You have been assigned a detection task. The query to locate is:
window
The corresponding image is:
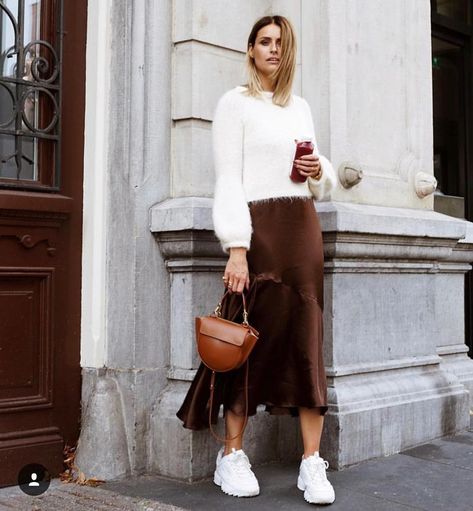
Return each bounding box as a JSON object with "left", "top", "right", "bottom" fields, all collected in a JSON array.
[
  {"left": 431, "top": 0, "right": 472, "bottom": 220},
  {"left": 432, "top": 38, "right": 466, "bottom": 201},
  {"left": 0, "top": 0, "right": 62, "bottom": 191},
  {"left": 435, "top": 0, "right": 471, "bottom": 24},
  {"left": 431, "top": 0, "right": 473, "bottom": 357}
]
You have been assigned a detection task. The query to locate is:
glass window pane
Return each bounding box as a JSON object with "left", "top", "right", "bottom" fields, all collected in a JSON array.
[
  {"left": 0, "top": 82, "right": 15, "bottom": 128},
  {"left": 20, "top": 136, "right": 38, "bottom": 180},
  {"left": 1, "top": 1, "right": 18, "bottom": 78},
  {"left": 436, "top": 0, "right": 472, "bottom": 24},
  {"left": 0, "top": 133, "right": 18, "bottom": 178},
  {"left": 432, "top": 37, "right": 466, "bottom": 197},
  {"left": 0, "top": 0, "right": 60, "bottom": 188}
]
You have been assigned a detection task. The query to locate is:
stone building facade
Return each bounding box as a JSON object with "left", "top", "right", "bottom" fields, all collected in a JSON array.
[{"left": 75, "top": 0, "right": 473, "bottom": 481}]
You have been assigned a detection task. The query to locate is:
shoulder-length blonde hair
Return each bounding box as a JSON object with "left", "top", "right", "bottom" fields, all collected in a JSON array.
[{"left": 241, "top": 15, "right": 297, "bottom": 108}]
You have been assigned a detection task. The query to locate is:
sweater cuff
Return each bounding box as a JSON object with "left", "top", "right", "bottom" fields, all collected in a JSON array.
[
  {"left": 307, "top": 154, "right": 337, "bottom": 201},
  {"left": 221, "top": 240, "right": 251, "bottom": 255}
]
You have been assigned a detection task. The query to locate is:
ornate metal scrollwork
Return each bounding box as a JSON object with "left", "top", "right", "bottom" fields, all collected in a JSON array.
[{"left": 0, "top": 0, "right": 63, "bottom": 187}]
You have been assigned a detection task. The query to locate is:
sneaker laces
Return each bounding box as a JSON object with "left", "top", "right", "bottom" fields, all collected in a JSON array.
[
  {"left": 305, "top": 456, "right": 330, "bottom": 484},
  {"left": 229, "top": 450, "right": 253, "bottom": 477}
]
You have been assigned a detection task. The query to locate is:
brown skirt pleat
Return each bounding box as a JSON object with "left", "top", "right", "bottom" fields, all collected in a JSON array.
[{"left": 176, "top": 196, "right": 328, "bottom": 430}]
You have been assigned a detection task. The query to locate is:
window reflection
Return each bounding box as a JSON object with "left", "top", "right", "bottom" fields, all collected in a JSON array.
[
  {"left": 0, "top": 0, "right": 43, "bottom": 181},
  {"left": 436, "top": 0, "right": 472, "bottom": 24},
  {"left": 432, "top": 37, "right": 466, "bottom": 203}
]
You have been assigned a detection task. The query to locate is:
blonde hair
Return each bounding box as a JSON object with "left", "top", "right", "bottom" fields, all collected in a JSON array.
[{"left": 241, "top": 15, "right": 297, "bottom": 108}]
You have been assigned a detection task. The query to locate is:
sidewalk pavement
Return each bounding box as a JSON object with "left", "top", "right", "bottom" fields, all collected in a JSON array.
[{"left": 1, "top": 414, "right": 472, "bottom": 511}]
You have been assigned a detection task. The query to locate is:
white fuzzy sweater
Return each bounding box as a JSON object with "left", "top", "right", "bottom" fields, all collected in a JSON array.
[{"left": 211, "top": 85, "right": 337, "bottom": 254}]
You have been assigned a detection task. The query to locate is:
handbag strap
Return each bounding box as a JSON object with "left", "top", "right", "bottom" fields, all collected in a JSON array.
[
  {"left": 208, "top": 359, "right": 250, "bottom": 443},
  {"left": 207, "top": 280, "right": 259, "bottom": 443},
  {"left": 215, "top": 289, "right": 250, "bottom": 325}
]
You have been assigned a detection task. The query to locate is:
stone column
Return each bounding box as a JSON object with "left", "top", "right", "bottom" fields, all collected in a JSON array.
[{"left": 75, "top": 0, "right": 173, "bottom": 479}]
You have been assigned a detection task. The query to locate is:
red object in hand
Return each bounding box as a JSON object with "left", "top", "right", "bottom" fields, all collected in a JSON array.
[{"left": 290, "top": 138, "right": 314, "bottom": 183}]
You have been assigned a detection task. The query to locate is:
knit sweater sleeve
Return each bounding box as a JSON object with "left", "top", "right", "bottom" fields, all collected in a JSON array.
[
  {"left": 211, "top": 89, "right": 253, "bottom": 254},
  {"left": 301, "top": 98, "right": 338, "bottom": 201}
]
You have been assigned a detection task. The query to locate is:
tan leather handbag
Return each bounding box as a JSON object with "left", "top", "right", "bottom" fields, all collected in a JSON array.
[{"left": 195, "top": 288, "right": 259, "bottom": 443}]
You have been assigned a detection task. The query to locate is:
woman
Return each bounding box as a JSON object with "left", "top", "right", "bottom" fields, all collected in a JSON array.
[{"left": 176, "top": 14, "right": 337, "bottom": 505}]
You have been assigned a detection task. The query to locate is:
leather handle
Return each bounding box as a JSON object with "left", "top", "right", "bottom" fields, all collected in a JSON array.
[
  {"left": 220, "top": 288, "right": 247, "bottom": 311},
  {"left": 214, "top": 289, "right": 249, "bottom": 325}
]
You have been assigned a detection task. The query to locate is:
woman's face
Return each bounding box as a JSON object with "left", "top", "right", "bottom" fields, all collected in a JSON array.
[{"left": 249, "top": 23, "right": 281, "bottom": 78}]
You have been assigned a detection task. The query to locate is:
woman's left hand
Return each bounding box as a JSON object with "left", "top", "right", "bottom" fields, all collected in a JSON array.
[{"left": 295, "top": 153, "right": 323, "bottom": 180}]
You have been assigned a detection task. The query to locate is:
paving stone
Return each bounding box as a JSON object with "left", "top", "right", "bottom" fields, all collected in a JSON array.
[
  {"left": 0, "top": 417, "right": 471, "bottom": 511},
  {"left": 0, "top": 479, "right": 187, "bottom": 511}
]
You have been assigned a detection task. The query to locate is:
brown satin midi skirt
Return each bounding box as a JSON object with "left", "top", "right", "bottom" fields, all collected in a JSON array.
[{"left": 176, "top": 196, "right": 328, "bottom": 430}]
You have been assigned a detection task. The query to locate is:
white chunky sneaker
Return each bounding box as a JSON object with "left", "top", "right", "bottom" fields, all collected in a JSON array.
[
  {"left": 213, "top": 446, "right": 260, "bottom": 497},
  {"left": 297, "top": 452, "right": 335, "bottom": 504}
]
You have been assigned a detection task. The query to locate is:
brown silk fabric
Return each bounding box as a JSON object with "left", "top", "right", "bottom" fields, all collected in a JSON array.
[{"left": 176, "top": 196, "right": 328, "bottom": 430}]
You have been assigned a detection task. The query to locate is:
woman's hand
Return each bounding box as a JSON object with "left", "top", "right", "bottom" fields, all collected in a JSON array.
[
  {"left": 294, "top": 153, "right": 323, "bottom": 180},
  {"left": 223, "top": 248, "right": 250, "bottom": 294}
]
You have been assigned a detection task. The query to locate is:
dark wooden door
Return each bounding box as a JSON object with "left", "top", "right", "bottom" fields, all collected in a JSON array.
[{"left": 0, "top": 0, "right": 86, "bottom": 487}]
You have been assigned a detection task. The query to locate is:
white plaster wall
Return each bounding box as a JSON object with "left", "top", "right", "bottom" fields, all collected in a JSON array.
[
  {"left": 301, "top": 0, "right": 435, "bottom": 209},
  {"left": 81, "top": 0, "right": 113, "bottom": 368}
]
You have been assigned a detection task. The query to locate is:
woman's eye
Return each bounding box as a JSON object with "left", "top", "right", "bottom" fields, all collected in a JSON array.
[{"left": 260, "top": 41, "right": 280, "bottom": 47}]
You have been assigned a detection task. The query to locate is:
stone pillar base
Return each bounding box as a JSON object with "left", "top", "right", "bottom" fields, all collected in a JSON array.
[
  {"left": 322, "top": 361, "right": 469, "bottom": 469},
  {"left": 317, "top": 201, "right": 473, "bottom": 469},
  {"left": 149, "top": 380, "right": 306, "bottom": 480},
  {"left": 75, "top": 367, "right": 166, "bottom": 480}
]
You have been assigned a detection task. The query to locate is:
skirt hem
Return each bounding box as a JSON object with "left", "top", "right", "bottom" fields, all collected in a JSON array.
[{"left": 176, "top": 401, "right": 329, "bottom": 432}]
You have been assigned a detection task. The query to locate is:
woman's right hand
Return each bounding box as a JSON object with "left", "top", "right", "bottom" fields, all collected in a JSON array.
[{"left": 224, "top": 248, "right": 250, "bottom": 294}]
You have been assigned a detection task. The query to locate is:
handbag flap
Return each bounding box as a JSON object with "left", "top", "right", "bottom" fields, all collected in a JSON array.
[{"left": 197, "top": 316, "right": 248, "bottom": 347}]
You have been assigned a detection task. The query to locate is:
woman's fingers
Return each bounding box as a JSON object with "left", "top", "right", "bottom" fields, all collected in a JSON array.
[
  {"left": 234, "top": 272, "right": 246, "bottom": 294},
  {"left": 228, "top": 278, "right": 241, "bottom": 294},
  {"left": 300, "top": 168, "right": 322, "bottom": 179},
  {"left": 225, "top": 272, "right": 248, "bottom": 294},
  {"left": 224, "top": 257, "right": 249, "bottom": 295},
  {"left": 299, "top": 153, "right": 319, "bottom": 161},
  {"left": 295, "top": 154, "right": 322, "bottom": 178},
  {"left": 235, "top": 278, "right": 245, "bottom": 294},
  {"left": 296, "top": 154, "right": 319, "bottom": 168}
]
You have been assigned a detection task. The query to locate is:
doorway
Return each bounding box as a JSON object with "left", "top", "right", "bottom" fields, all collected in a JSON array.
[
  {"left": 431, "top": 0, "right": 473, "bottom": 358},
  {"left": 0, "top": 0, "right": 87, "bottom": 487}
]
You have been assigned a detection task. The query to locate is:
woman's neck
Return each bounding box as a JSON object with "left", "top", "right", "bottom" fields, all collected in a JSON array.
[{"left": 259, "top": 75, "right": 275, "bottom": 93}]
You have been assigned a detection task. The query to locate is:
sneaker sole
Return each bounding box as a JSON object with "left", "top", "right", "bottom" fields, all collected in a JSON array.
[
  {"left": 214, "top": 470, "right": 260, "bottom": 497},
  {"left": 297, "top": 475, "right": 335, "bottom": 504}
]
